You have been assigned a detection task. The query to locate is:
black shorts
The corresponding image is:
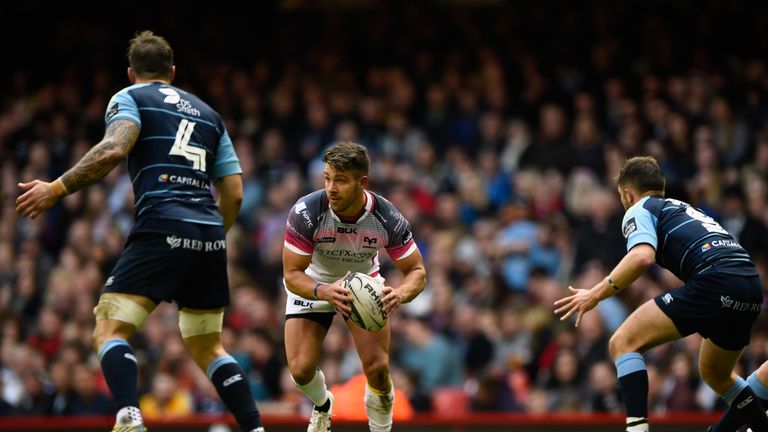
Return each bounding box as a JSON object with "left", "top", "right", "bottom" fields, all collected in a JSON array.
[
  {"left": 654, "top": 271, "right": 763, "bottom": 351},
  {"left": 104, "top": 218, "right": 229, "bottom": 310}
]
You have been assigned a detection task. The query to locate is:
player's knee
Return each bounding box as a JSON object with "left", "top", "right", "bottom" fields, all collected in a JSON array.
[
  {"left": 289, "top": 364, "right": 317, "bottom": 385},
  {"left": 698, "top": 358, "right": 733, "bottom": 393},
  {"left": 361, "top": 357, "right": 389, "bottom": 383},
  {"left": 92, "top": 320, "right": 133, "bottom": 351},
  {"left": 608, "top": 332, "right": 630, "bottom": 359}
]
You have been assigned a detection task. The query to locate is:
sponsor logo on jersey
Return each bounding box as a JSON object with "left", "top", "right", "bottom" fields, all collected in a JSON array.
[
  {"left": 337, "top": 226, "right": 358, "bottom": 234},
  {"left": 661, "top": 293, "right": 673, "bottom": 305},
  {"left": 720, "top": 295, "right": 761, "bottom": 312},
  {"left": 166, "top": 235, "right": 225, "bottom": 252},
  {"left": 106, "top": 102, "right": 119, "bottom": 121},
  {"left": 159, "top": 88, "right": 201, "bottom": 116},
  {"left": 701, "top": 243, "right": 712, "bottom": 252},
  {"left": 364, "top": 236, "right": 378, "bottom": 246},
  {"left": 105, "top": 276, "right": 115, "bottom": 287},
  {"left": 222, "top": 374, "right": 243, "bottom": 387},
  {"left": 710, "top": 239, "right": 740, "bottom": 248},
  {"left": 295, "top": 201, "right": 313, "bottom": 228},
  {"left": 294, "top": 299, "right": 314, "bottom": 308},
  {"left": 157, "top": 174, "right": 210, "bottom": 189},
  {"left": 623, "top": 217, "right": 637, "bottom": 238},
  {"left": 167, "top": 235, "right": 182, "bottom": 249},
  {"left": 316, "top": 236, "right": 336, "bottom": 244}
]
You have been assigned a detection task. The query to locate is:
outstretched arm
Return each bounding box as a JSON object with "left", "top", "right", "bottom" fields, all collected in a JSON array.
[
  {"left": 16, "top": 120, "right": 139, "bottom": 219},
  {"left": 554, "top": 243, "right": 656, "bottom": 327}
]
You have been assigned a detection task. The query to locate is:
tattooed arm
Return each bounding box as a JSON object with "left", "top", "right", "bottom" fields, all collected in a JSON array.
[{"left": 16, "top": 120, "right": 139, "bottom": 219}]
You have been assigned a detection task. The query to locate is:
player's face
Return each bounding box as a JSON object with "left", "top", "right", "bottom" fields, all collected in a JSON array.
[
  {"left": 324, "top": 164, "right": 366, "bottom": 216},
  {"left": 617, "top": 184, "right": 630, "bottom": 210}
]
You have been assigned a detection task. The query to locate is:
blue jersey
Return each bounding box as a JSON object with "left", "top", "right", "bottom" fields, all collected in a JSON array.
[
  {"left": 105, "top": 82, "right": 241, "bottom": 225},
  {"left": 622, "top": 196, "right": 756, "bottom": 281}
]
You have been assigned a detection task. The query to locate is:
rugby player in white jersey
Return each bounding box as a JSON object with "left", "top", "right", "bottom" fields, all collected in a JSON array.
[{"left": 282, "top": 142, "right": 426, "bottom": 432}]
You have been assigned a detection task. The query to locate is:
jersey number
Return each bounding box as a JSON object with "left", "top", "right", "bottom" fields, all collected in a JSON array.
[
  {"left": 685, "top": 207, "right": 728, "bottom": 234},
  {"left": 169, "top": 119, "right": 206, "bottom": 172}
]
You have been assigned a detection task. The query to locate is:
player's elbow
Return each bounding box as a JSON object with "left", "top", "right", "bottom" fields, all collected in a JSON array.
[{"left": 631, "top": 245, "right": 656, "bottom": 269}]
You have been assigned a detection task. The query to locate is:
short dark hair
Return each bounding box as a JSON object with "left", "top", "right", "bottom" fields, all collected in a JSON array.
[
  {"left": 617, "top": 156, "right": 666, "bottom": 194},
  {"left": 127, "top": 31, "right": 173, "bottom": 79},
  {"left": 322, "top": 142, "right": 370, "bottom": 177}
]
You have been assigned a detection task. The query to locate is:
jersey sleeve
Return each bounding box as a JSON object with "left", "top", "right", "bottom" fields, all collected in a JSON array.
[
  {"left": 212, "top": 130, "right": 242, "bottom": 181},
  {"left": 284, "top": 200, "right": 315, "bottom": 256},
  {"left": 622, "top": 203, "right": 658, "bottom": 251},
  {"left": 386, "top": 210, "right": 417, "bottom": 261},
  {"left": 105, "top": 89, "right": 141, "bottom": 127}
]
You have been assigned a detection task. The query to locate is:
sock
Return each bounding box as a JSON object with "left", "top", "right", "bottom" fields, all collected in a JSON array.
[
  {"left": 99, "top": 339, "right": 139, "bottom": 410},
  {"left": 719, "top": 377, "right": 768, "bottom": 432},
  {"left": 365, "top": 381, "right": 394, "bottom": 432},
  {"left": 615, "top": 352, "right": 649, "bottom": 432},
  {"left": 711, "top": 372, "right": 768, "bottom": 432},
  {"left": 293, "top": 369, "right": 329, "bottom": 409},
  {"left": 207, "top": 355, "right": 263, "bottom": 430}
]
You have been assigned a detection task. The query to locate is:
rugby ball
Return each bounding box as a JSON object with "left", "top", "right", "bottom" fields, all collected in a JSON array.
[{"left": 342, "top": 272, "right": 387, "bottom": 332}]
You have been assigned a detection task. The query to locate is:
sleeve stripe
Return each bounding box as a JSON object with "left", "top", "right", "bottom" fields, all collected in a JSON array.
[
  {"left": 284, "top": 240, "right": 312, "bottom": 256},
  {"left": 387, "top": 240, "right": 417, "bottom": 261}
]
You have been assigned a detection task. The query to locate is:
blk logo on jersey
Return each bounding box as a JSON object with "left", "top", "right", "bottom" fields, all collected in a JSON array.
[{"left": 337, "top": 226, "right": 358, "bottom": 234}]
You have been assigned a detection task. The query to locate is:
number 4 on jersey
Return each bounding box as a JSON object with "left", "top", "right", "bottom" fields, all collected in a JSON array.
[{"left": 170, "top": 119, "right": 206, "bottom": 171}]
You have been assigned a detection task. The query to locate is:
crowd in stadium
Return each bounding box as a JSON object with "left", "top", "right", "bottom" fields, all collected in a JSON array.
[{"left": 2, "top": 0, "right": 768, "bottom": 420}]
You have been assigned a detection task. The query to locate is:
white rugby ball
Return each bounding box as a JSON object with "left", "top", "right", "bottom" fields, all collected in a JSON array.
[{"left": 343, "top": 272, "right": 387, "bottom": 332}]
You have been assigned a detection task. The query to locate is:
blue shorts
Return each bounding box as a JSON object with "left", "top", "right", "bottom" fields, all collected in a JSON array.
[
  {"left": 654, "top": 271, "right": 763, "bottom": 351},
  {"left": 104, "top": 218, "right": 230, "bottom": 310}
]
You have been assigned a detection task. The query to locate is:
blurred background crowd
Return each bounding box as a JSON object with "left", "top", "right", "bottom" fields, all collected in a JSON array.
[{"left": 3, "top": 0, "right": 768, "bottom": 420}]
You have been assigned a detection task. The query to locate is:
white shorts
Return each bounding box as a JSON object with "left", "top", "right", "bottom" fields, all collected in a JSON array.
[{"left": 283, "top": 275, "right": 386, "bottom": 316}]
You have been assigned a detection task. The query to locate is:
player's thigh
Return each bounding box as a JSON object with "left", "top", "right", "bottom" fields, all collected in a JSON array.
[
  {"left": 699, "top": 338, "right": 744, "bottom": 394},
  {"left": 610, "top": 298, "right": 682, "bottom": 357},
  {"left": 284, "top": 316, "right": 331, "bottom": 375},
  {"left": 347, "top": 319, "right": 390, "bottom": 371},
  {"left": 93, "top": 292, "right": 158, "bottom": 345}
]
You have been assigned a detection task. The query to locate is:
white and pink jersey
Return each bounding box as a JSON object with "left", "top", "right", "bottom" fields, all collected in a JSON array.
[{"left": 284, "top": 189, "right": 417, "bottom": 284}]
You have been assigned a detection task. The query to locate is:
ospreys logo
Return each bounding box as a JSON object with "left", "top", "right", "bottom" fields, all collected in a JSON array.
[{"left": 622, "top": 217, "right": 637, "bottom": 238}]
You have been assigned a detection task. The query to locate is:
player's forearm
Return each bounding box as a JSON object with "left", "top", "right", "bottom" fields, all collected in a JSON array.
[
  {"left": 60, "top": 121, "right": 136, "bottom": 194},
  {"left": 60, "top": 142, "right": 125, "bottom": 194},
  {"left": 284, "top": 270, "right": 322, "bottom": 300},
  {"left": 397, "top": 265, "right": 426, "bottom": 304},
  {"left": 593, "top": 249, "right": 654, "bottom": 302},
  {"left": 217, "top": 195, "right": 241, "bottom": 232}
]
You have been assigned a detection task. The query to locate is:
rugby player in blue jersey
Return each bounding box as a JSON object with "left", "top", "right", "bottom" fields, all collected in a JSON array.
[
  {"left": 16, "top": 31, "right": 264, "bottom": 432},
  {"left": 555, "top": 156, "right": 767, "bottom": 432}
]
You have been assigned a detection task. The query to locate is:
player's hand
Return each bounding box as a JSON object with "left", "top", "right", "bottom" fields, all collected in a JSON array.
[
  {"left": 16, "top": 180, "right": 66, "bottom": 219},
  {"left": 553, "top": 286, "right": 599, "bottom": 328},
  {"left": 380, "top": 285, "right": 403, "bottom": 317},
  {"left": 321, "top": 272, "right": 353, "bottom": 316}
]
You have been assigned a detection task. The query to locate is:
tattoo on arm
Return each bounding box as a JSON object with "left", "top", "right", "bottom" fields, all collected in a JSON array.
[{"left": 61, "top": 120, "right": 139, "bottom": 194}]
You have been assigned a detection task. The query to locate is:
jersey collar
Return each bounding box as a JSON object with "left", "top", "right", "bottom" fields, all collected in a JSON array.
[{"left": 329, "top": 190, "right": 374, "bottom": 224}]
